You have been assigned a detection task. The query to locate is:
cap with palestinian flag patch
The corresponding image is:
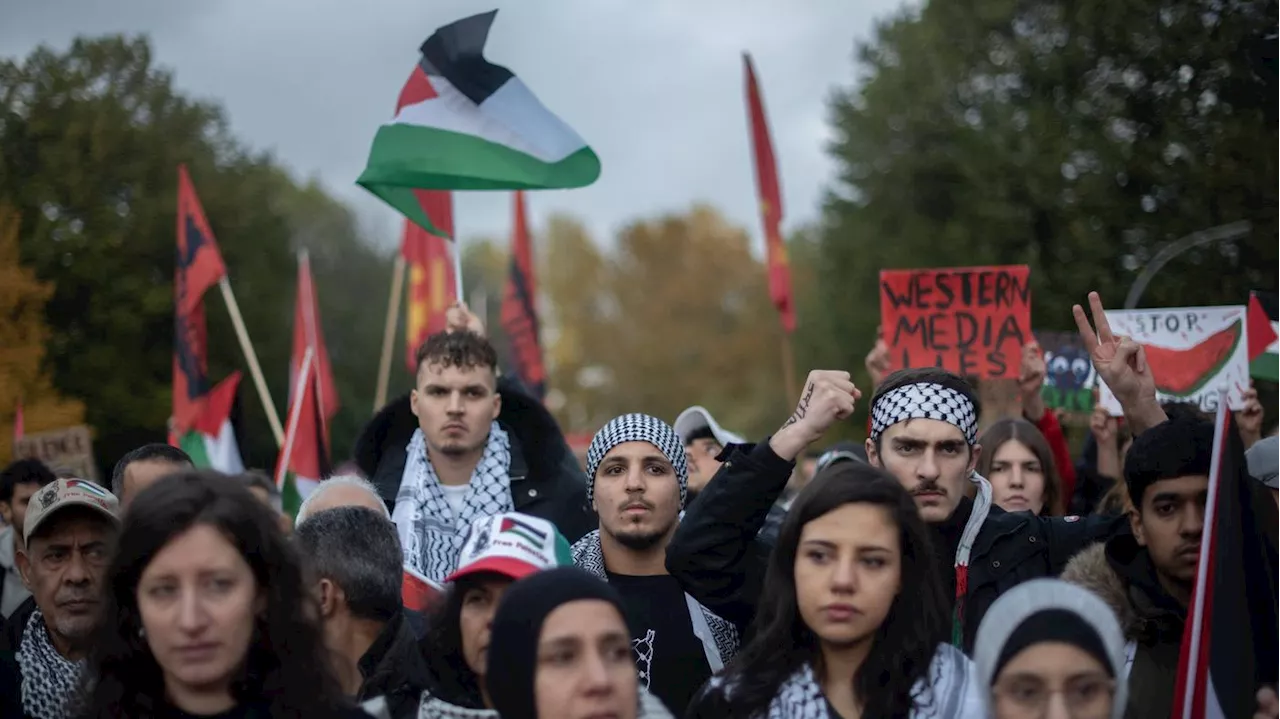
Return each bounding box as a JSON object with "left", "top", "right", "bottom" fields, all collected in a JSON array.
[
  {"left": 445, "top": 512, "right": 571, "bottom": 584},
  {"left": 24, "top": 478, "right": 120, "bottom": 544}
]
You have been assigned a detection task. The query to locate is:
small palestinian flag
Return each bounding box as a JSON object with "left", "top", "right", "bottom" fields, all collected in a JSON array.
[
  {"left": 174, "top": 372, "right": 245, "bottom": 475},
  {"left": 1247, "top": 291, "right": 1278, "bottom": 381},
  {"left": 357, "top": 10, "right": 600, "bottom": 236},
  {"left": 500, "top": 515, "right": 547, "bottom": 545}
]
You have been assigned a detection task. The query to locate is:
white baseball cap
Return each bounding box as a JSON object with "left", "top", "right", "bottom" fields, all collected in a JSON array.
[
  {"left": 445, "top": 512, "right": 572, "bottom": 584},
  {"left": 674, "top": 405, "right": 746, "bottom": 448}
]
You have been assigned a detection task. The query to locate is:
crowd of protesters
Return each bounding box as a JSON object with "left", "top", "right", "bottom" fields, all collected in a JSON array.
[{"left": 0, "top": 291, "right": 1277, "bottom": 719}]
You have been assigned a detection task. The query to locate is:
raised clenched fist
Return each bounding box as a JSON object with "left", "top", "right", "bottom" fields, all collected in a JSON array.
[{"left": 770, "top": 370, "right": 862, "bottom": 461}]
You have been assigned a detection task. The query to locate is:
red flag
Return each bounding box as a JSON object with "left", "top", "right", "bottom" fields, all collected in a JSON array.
[
  {"left": 13, "top": 399, "right": 23, "bottom": 443},
  {"left": 403, "top": 217, "right": 457, "bottom": 371},
  {"left": 500, "top": 191, "right": 546, "bottom": 397},
  {"left": 1171, "top": 401, "right": 1279, "bottom": 719},
  {"left": 743, "top": 53, "right": 796, "bottom": 334},
  {"left": 291, "top": 251, "right": 339, "bottom": 449},
  {"left": 173, "top": 165, "right": 229, "bottom": 434},
  {"left": 274, "top": 349, "right": 332, "bottom": 506}
]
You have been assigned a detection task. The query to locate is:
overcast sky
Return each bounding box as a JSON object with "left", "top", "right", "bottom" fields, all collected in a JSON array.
[{"left": 1, "top": 0, "right": 904, "bottom": 253}]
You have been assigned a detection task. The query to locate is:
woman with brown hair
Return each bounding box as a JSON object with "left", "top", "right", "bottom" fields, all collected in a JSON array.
[{"left": 978, "top": 418, "right": 1064, "bottom": 516}]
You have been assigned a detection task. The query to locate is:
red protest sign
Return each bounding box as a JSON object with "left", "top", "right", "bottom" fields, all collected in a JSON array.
[{"left": 879, "top": 265, "right": 1032, "bottom": 379}]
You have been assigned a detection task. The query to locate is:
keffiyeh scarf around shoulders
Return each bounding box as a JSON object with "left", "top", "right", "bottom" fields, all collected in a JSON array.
[
  {"left": 17, "top": 609, "right": 83, "bottom": 719},
  {"left": 709, "top": 643, "right": 983, "bottom": 719},
  {"left": 571, "top": 529, "right": 739, "bottom": 670},
  {"left": 392, "top": 424, "right": 513, "bottom": 582}
]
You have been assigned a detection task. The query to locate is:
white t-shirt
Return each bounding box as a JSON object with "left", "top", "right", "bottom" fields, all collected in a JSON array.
[{"left": 440, "top": 483, "right": 470, "bottom": 519}]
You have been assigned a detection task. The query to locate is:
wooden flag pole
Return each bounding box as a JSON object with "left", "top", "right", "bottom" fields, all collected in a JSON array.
[
  {"left": 781, "top": 333, "right": 799, "bottom": 409},
  {"left": 373, "top": 256, "right": 407, "bottom": 413},
  {"left": 217, "top": 277, "right": 285, "bottom": 447},
  {"left": 275, "top": 347, "right": 313, "bottom": 489}
]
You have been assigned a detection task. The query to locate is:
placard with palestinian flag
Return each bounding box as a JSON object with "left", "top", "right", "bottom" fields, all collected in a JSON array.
[
  {"left": 1098, "top": 306, "right": 1249, "bottom": 416},
  {"left": 357, "top": 10, "right": 601, "bottom": 236}
]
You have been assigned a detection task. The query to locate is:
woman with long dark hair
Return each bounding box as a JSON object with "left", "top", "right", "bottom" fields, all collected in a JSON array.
[
  {"left": 76, "top": 471, "right": 368, "bottom": 719},
  {"left": 977, "top": 418, "right": 1064, "bottom": 516},
  {"left": 687, "top": 463, "right": 982, "bottom": 718}
]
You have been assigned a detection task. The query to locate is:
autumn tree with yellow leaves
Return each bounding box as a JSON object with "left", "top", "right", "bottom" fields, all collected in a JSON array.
[{"left": 0, "top": 207, "right": 85, "bottom": 463}]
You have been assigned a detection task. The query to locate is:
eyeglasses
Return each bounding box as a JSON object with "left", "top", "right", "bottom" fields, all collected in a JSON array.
[{"left": 991, "top": 675, "right": 1115, "bottom": 719}]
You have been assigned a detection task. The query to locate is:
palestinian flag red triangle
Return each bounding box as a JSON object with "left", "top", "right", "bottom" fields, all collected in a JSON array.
[{"left": 1247, "top": 291, "right": 1278, "bottom": 381}]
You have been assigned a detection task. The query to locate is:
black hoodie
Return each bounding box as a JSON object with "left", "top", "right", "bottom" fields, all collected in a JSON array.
[{"left": 353, "top": 375, "right": 595, "bottom": 543}]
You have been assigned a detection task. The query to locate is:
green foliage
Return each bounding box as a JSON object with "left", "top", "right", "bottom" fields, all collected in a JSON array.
[
  {"left": 803, "top": 0, "right": 1278, "bottom": 421},
  {"left": 0, "top": 35, "right": 396, "bottom": 473}
]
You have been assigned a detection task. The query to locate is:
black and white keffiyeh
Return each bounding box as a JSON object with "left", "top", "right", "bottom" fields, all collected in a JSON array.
[
  {"left": 17, "top": 609, "right": 83, "bottom": 719},
  {"left": 572, "top": 530, "right": 739, "bottom": 674},
  {"left": 870, "top": 382, "right": 978, "bottom": 446},
  {"left": 392, "top": 423, "right": 513, "bottom": 582},
  {"left": 584, "top": 413, "right": 688, "bottom": 507},
  {"left": 707, "top": 643, "right": 983, "bottom": 718}
]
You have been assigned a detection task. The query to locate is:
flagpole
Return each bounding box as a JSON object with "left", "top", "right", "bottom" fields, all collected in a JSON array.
[
  {"left": 451, "top": 237, "right": 465, "bottom": 303},
  {"left": 276, "top": 347, "right": 313, "bottom": 489},
  {"left": 217, "top": 277, "right": 285, "bottom": 446},
  {"left": 374, "top": 256, "right": 406, "bottom": 412}
]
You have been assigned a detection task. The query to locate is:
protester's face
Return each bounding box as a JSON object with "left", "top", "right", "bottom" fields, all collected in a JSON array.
[
  {"left": 684, "top": 437, "right": 724, "bottom": 496},
  {"left": 412, "top": 361, "right": 500, "bottom": 457},
  {"left": 794, "top": 502, "right": 900, "bottom": 647},
  {"left": 534, "top": 599, "right": 637, "bottom": 719},
  {"left": 0, "top": 481, "right": 43, "bottom": 541},
  {"left": 300, "top": 484, "right": 386, "bottom": 523},
  {"left": 16, "top": 511, "right": 113, "bottom": 650},
  {"left": 867, "top": 419, "right": 978, "bottom": 523},
  {"left": 136, "top": 523, "right": 262, "bottom": 696},
  {"left": 122, "top": 460, "right": 189, "bottom": 509},
  {"left": 458, "top": 575, "right": 514, "bottom": 678},
  {"left": 593, "top": 442, "right": 681, "bottom": 552},
  {"left": 992, "top": 642, "right": 1114, "bottom": 719},
  {"left": 988, "top": 440, "right": 1046, "bottom": 515},
  {"left": 1131, "top": 474, "right": 1208, "bottom": 587}
]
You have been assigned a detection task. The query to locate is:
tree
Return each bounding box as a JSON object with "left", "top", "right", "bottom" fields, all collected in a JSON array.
[
  {"left": 0, "top": 206, "right": 85, "bottom": 463},
  {"left": 540, "top": 206, "right": 789, "bottom": 437},
  {"left": 0, "top": 36, "right": 397, "bottom": 471},
  {"left": 807, "top": 0, "right": 1277, "bottom": 425}
]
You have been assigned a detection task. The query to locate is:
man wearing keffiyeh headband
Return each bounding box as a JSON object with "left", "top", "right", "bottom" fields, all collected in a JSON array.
[
  {"left": 667, "top": 366, "right": 1128, "bottom": 655},
  {"left": 570, "top": 413, "right": 739, "bottom": 716}
]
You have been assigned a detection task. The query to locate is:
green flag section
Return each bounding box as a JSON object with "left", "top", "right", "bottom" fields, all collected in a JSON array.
[
  {"left": 357, "top": 10, "right": 600, "bottom": 236},
  {"left": 1248, "top": 291, "right": 1278, "bottom": 381},
  {"left": 177, "top": 373, "right": 244, "bottom": 474}
]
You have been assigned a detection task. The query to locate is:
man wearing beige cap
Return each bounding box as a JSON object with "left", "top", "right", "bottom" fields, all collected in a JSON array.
[{"left": 7, "top": 478, "right": 119, "bottom": 719}]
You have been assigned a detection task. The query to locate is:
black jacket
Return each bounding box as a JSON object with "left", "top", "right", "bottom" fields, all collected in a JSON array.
[
  {"left": 0, "top": 597, "right": 33, "bottom": 654},
  {"left": 354, "top": 375, "right": 595, "bottom": 543},
  {"left": 356, "top": 611, "right": 430, "bottom": 719},
  {"left": 665, "top": 440, "right": 1126, "bottom": 651}
]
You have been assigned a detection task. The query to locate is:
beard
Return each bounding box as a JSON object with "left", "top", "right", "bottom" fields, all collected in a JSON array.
[{"left": 606, "top": 514, "right": 678, "bottom": 552}]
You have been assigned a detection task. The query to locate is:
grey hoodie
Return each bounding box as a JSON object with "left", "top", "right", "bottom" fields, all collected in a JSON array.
[{"left": 973, "top": 578, "right": 1128, "bottom": 719}]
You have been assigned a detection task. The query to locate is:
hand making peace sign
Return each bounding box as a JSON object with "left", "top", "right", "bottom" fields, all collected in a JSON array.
[{"left": 1072, "top": 291, "right": 1158, "bottom": 414}]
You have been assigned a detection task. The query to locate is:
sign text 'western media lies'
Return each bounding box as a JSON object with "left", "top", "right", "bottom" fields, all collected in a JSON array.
[{"left": 879, "top": 265, "right": 1032, "bottom": 379}]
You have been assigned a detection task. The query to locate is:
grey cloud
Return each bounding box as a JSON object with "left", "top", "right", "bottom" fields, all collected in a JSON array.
[{"left": 0, "top": 0, "right": 900, "bottom": 253}]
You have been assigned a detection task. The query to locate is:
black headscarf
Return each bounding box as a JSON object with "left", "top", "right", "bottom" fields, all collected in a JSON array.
[{"left": 485, "top": 566, "right": 630, "bottom": 719}]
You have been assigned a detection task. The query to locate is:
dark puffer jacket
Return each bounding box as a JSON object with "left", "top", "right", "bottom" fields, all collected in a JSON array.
[
  {"left": 354, "top": 375, "right": 595, "bottom": 543},
  {"left": 1061, "top": 537, "right": 1185, "bottom": 719}
]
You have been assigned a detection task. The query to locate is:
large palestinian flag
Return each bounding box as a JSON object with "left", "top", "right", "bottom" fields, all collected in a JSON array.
[
  {"left": 1247, "top": 291, "right": 1278, "bottom": 381},
  {"left": 357, "top": 10, "right": 600, "bottom": 236},
  {"left": 1171, "top": 400, "right": 1278, "bottom": 719}
]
